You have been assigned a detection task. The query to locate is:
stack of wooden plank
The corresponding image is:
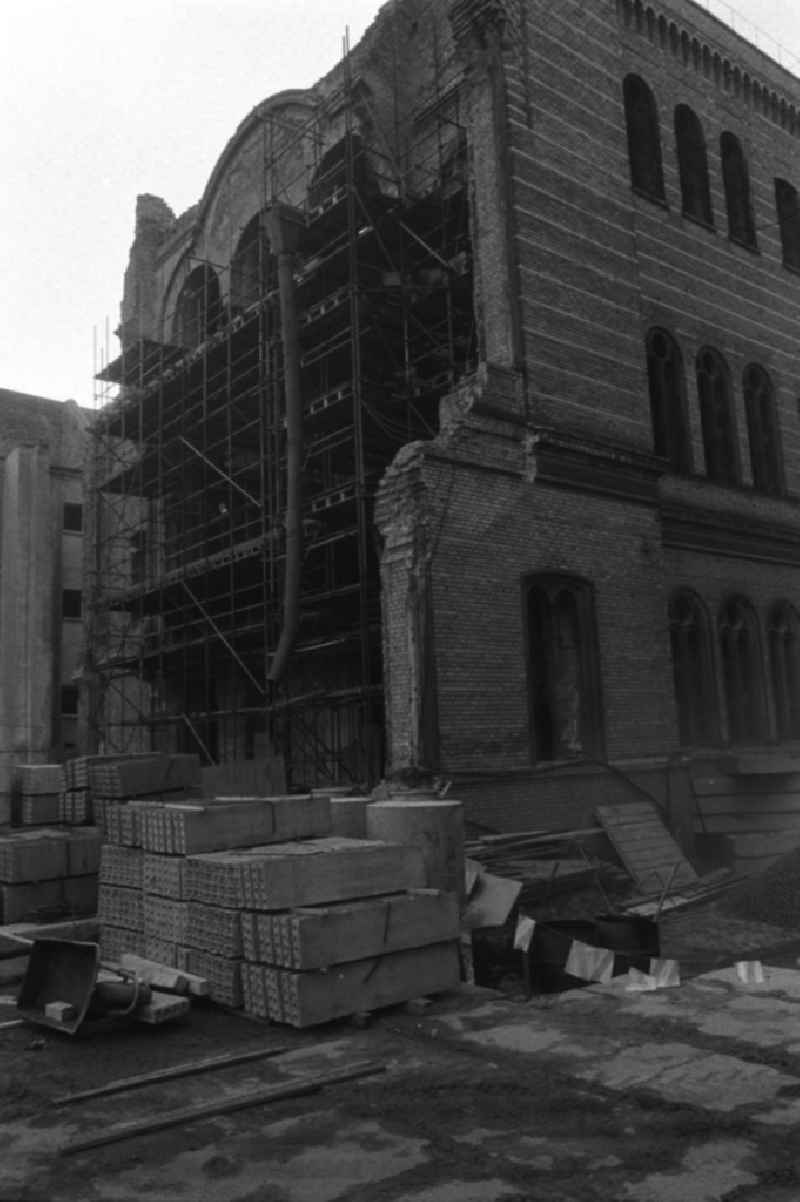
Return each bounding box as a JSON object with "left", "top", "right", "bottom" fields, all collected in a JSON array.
[{"left": 0, "top": 827, "right": 100, "bottom": 923}]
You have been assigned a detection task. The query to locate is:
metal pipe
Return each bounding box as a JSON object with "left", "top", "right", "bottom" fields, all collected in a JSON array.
[{"left": 266, "top": 205, "right": 305, "bottom": 685}]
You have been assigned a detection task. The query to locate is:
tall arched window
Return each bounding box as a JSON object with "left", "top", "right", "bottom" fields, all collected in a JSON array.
[
  {"left": 721, "top": 132, "right": 756, "bottom": 248},
  {"left": 669, "top": 590, "right": 718, "bottom": 745},
  {"left": 743, "top": 364, "right": 783, "bottom": 496},
  {"left": 646, "top": 328, "right": 691, "bottom": 473},
  {"left": 524, "top": 575, "right": 604, "bottom": 763},
  {"left": 718, "top": 597, "right": 767, "bottom": 743},
  {"left": 172, "top": 264, "right": 222, "bottom": 349},
  {"left": 623, "top": 75, "right": 665, "bottom": 201},
  {"left": 230, "top": 213, "right": 275, "bottom": 312},
  {"left": 775, "top": 178, "right": 800, "bottom": 270},
  {"left": 769, "top": 603, "right": 800, "bottom": 741},
  {"left": 675, "top": 105, "right": 713, "bottom": 226},
  {"left": 696, "top": 348, "right": 739, "bottom": 486}
]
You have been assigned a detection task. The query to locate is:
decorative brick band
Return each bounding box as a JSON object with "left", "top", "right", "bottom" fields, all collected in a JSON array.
[{"left": 617, "top": 0, "right": 800, "bottom": 138}]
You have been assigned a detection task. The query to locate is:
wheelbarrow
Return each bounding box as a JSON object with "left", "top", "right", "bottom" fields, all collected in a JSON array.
[{"left": 16, "top": 938, "right": 150, "bottom": 1035}]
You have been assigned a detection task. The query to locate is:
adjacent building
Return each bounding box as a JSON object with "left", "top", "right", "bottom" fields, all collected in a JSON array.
[
  {"left": 0, "top": 389, "right": 89, "bottom": 816},
  {"left": 91, "top": 0, "right": 800, "bottom": 870}
]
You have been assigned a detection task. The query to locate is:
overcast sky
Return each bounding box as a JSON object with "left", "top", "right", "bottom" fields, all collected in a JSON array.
[{"left": 1, "top": 0, "right": 799, "bottom": 407}]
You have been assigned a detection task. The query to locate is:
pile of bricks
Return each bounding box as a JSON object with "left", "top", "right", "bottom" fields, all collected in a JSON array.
[{"left": 98, "top": 790, "right": 462, "bottom": 1026}]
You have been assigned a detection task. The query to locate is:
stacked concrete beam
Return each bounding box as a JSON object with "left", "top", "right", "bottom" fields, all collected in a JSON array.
[
  {"left": 234, "top": 839, "right": 462, "bottom": 1027},
  {"left": 0, "top": 827, "right": 100, "bottom": 923},
  {"left": 15, "top": 764, "right": 62, "bottom": 826}
]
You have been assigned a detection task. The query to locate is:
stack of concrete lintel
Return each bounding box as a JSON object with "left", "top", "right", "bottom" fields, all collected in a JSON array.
[{"left": 99, "top": 787, "right": 462, "bottom": 1025}]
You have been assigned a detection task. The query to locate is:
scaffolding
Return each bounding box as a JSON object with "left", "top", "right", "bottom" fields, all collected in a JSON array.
[{"left": 88, "top": 36, "right": 475, "bottom": 790}]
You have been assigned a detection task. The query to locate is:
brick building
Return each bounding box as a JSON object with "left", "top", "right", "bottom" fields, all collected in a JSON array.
[
  {"left": 0, "top": 390, "right": 89, "bottom": 818},
  {"left": 92, "top": 0, "right": 800, "bottom": 869}
]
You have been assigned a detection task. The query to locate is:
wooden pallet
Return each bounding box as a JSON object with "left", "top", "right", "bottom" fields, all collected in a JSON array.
[{"left": 594, "top": 802, "right": 698, "bottom": 895}]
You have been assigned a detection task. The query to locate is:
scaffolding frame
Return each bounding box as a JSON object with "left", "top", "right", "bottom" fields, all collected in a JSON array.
[{"left": 87, "top": 33, "right": 475, "bottom": 789}]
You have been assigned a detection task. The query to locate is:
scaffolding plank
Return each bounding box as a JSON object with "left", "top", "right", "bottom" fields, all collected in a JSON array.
[{"left": 595, "top": 803, "right": 698, "bottom": 892}]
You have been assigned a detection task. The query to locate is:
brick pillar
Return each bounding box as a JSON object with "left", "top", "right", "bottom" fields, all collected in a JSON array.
[{"left": 375, "top": 446, "right": 440, "bottom": 780}]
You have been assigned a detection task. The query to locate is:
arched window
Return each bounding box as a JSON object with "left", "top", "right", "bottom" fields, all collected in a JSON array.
[
  {"left": 675, "top": 105, "right": 713, "bottom": 226},
  {"left": 743, "top": 364, "right": 783, "bottom": 495},
  {"left": 524, "top": 575, "right": 604, "bottom": 763},
  {"left": 775, "top": 178, "right": 800, "bottom": 270},
  {"left": 622, "top": 75, "right": 665, "bottom": 201},
  {"left": 646, "top": 328, "right": 691, "bottom": 473},
  {"left": 696, "top": 348, "right": 739, "bottom": 486},
  {"left": 769, "top": 603, "right": 800, "bottom": 741},
  {"left": 230, "top": 214, "right": 276, "bottom": 312},
  {"left": 172, "top": 264, "right": 222, "bottom": 349},
  {"left": 721, "top": 133, "right": 756, "bottom": 248},
  {"left": 669, "top": 591, "right": 718, "bottom": 745},
  {"left": 718, "top": 597, "right": 767, "bottom": 743}
]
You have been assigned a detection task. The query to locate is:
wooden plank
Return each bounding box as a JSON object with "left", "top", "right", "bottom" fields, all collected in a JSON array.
[
  {"left": 53, "top": 1045, "right": 290, "bottom": 1104},
  {"left": 134, "top": 991, "right": 191, "bottom": 1024},
  {"left": 119, "top": 953, "right": 209, "bottom": 997},
  {"left": 278, "top": 941, "right": 461, "bottom": 1028},
  {"left": 277, "top": 890, "right": 460, "bottom": 969},
  {"left": 595, "top": 802, "right": 697, "bottom": 892},
  {"left": 59, "top": 1061, "right": 384, "bottom": 1155}
]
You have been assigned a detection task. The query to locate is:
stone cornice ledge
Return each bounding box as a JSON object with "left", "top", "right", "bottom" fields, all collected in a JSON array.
[
  {"left": 660, "top": 475, "right": 800, "bottom": 564},
  {"left": 525, "top": 427, "right": 665, "bottom": 506}
]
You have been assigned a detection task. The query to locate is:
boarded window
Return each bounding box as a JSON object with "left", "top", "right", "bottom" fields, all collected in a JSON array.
[
  {"left": 775, "top": 178, "right": 800, "bottom": 270},
  {"left": 743, "top": 363, "right": 783, "bottom": 495},
  {"left": 675, "top": 105, "right": 713, "bottom": 226},
  {"left": 524, "top": 575, "right": 604, "bottom": 763},
  {"left": 623, "top": 75, "right": 665, "bottom": 201},
  {"left": 721, "top": 132, "right": 756, "bottom": 248},
  {"left": 718, "top": 597, "right": 767, "bottom": 743},
  {"left": 646, "top": 328, "right": 691, "bottom": 473},
  {"left": 669, "top": 591, "right": 718, "bottom": 745},
  {"left": 697, "top": 348, "right": 739, "bottom": 486}
]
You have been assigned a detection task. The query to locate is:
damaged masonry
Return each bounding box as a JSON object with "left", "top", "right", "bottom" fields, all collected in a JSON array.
[{"left": 12, "top": 0, "right": 800, "bottom": 1197}]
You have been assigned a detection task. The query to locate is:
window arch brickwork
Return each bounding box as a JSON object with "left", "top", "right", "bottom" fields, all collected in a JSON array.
[
  {"left": 769, "top": 603, "right": 800, "bottom": 742},
  {"left": 721, "top": 132, "right": 756, "bottom": 248},
  {"left": 675, "top": 104, "right": 713, "bottom": 226},
  {"left": 172, "top": 264, "right": 222, "bottom": 349},
  {"left": 696, "top": 348, "right": 740, "bottom": 487},
  {"left": 623, "top": 75, "right": 665, "bottom": 202},
  {"left": 743, "top": 364, "right": 783, "bottom": 496},
  {"left": 523, "top": 575, "right": 604, "bottom": 764},
  {"left": 669, "top": 590, "right": 718, "bottom": 746},
  {"left": 230, "top": 213, "right": 276, "bottom": 312},
  {"left": 718, "top": 597, "right": 767, "bottom": 744},
  {"left": 646, "top": 328, "right": 691, "bottom": 473}
]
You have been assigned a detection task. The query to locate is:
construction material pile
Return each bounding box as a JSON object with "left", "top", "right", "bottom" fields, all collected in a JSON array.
[
  {"left": 0, "top": 764, "right": 102, "bottom": 924},
  {"left": 98, "top": 784, "right": 461, "bottom": 1027},
  {"left": 718, "top": 843, "right": 800, "bottom": 929}
]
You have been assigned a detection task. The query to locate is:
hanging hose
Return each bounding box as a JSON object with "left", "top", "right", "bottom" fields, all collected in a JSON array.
[{"left": 266, "top": 205, "right": 305, "bottom": 686}]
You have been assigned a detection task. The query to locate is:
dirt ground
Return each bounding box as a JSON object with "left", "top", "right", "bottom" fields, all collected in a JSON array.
[{"left": 5, "top": 902, "right": 800, "bottom": 1202}]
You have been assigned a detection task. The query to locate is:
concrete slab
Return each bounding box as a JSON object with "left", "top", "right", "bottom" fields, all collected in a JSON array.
[{"left": 621, "top": 1140, "right": 758, "bottom": 1201}]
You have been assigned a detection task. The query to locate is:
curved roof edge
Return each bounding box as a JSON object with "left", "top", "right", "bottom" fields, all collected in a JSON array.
[{"left": 194, "top": 88, "right": 317, "bottom": 234}]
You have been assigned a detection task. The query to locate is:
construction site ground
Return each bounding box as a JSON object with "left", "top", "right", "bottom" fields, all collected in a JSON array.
[{"left": 5, "top": 901, "right": 800, "bottom": 1202}]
